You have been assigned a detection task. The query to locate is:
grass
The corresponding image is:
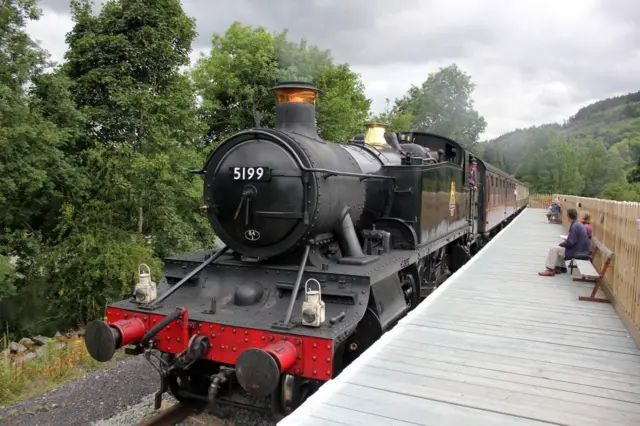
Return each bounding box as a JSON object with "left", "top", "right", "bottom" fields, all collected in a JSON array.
[{"left": 0, "top": 336, "right": 127, "bottom": 408}]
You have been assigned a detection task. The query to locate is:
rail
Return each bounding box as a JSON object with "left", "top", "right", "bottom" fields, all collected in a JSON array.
[{"left": 137, "top": 401, "right": 204, "bottom": 426}]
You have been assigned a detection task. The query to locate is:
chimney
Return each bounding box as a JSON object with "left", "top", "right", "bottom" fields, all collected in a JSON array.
[{"left": 272, "top": 81, "right": 321, "bottom": 139}]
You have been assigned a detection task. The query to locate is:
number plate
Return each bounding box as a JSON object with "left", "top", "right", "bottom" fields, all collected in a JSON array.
[{"left": 230, "top": 166, "right": 271, "bottom": 181}]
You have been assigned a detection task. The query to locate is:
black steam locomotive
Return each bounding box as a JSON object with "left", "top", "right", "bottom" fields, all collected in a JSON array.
[{"left": 84, "top": 82, "right": 528, "bottom": 418}]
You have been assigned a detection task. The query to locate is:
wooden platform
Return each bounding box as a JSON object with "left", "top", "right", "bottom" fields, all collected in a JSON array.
[{"left": 278, "top": 208, "right": 640, "bottom": 426}]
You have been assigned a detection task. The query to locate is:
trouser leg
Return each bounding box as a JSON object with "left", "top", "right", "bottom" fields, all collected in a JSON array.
[{"left": 545, "top": 246, "right": 566, "bottom": 270}]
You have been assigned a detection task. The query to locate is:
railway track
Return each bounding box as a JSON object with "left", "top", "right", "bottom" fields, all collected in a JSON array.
[
  {"left": 136, "top": 401, "right": 211, "bottom": 426},
  {"left": 134, "top": 399, "right": 275, "bottom": 426}
]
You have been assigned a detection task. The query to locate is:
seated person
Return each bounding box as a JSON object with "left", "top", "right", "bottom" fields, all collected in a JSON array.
[
  {"left": 546, "top": 198, "right": 561, "bottom": 222},
  {"left": 538, "top": 208, "right": 591, "bottom": 276},
  {"left": 580, "top": 211, "right": 593, "bottom": 240}
]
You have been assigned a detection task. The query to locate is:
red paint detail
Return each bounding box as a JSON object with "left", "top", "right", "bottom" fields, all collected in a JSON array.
[
  {"left": 104, "top": 307, "right": 334, "bottom": 381},
  {"left": 263, "top": 341, "right": 297, "bottom": 372},
  {"left": 179, "top": 307, "right": 189, "bottom": 346},
  {"left": 110, "top": 317, "right": 147, "bottom": 347}
]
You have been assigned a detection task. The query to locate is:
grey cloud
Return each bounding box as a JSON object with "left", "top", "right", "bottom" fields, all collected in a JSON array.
[
  {"left": 30, "top": 0, "right": 640, "bottom": 139},
  {"left": 37, "top": 0, "right": 71, "bottom": 11},
  {"left": 180, "top": 0, "right": 503, "bottom": 66}
]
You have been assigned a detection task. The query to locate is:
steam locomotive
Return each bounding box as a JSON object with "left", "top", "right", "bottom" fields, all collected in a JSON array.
[{"left": 84, "top": 82, "right": 529, "bottom": 418}]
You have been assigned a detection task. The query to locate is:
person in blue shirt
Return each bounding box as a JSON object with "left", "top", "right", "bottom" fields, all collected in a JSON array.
[
  {"left": 546, "top": 198, "right": 561, "bottom": 222},
  {"left": 539, "top": 208, "right": 591, "bottom": 276}
]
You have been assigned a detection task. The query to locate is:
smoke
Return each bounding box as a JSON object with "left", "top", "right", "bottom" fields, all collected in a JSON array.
[{"left": 274, "top": 30, "right": 334, "bottom": 83}]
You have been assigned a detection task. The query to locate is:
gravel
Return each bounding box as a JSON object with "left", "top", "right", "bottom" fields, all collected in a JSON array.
[
  {"left": 92, "top": 392, "right": 276, "bottom": 426},
  {"left": 0, "top": 354, "right": 276, "bottom": 426},
  {"left": 0, "top": 355, "right": 157, "bottom": 426},
  {"left": 91, "top": 393, "right": 179, "bottom": 426}
]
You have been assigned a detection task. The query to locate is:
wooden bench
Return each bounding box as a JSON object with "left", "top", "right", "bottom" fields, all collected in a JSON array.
[
  {"left": 565, "top": 237, "right": 614, "bottom": 303},
  {"left": 548, "top": 213, "right": 562, "bottom": 224},
  {"left": 547, "top": 207, "right": 562, "bottom": 224}
]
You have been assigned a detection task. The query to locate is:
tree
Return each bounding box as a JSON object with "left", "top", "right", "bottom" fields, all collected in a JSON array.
[
  {"left": 521, "top": 135, "right": 585, "bottom": 195},
  {"left": 0, "top": 256, "right": 16, "bottom": 301},
  {"left": 314, "top": 64, "right": 371, "bottom": 141},
  {"left": 36, "top": 0, "right": 214, "bottom": 326},
  {"left": 0, "top": 0, "right": 83, "bottom": 234},
  {"left": 391, "top": 64, "right": 487, "bottom": 149},
  {"left": 610, "top": 134, "right": 640, "bottom": 183},
  {"left": 192, "top": 22, "right": 371, "bottom": 143},
  {"left": 601, "top": 182, "right": 640, "bottom": 201},
  {"left": 371, "top": 98, "right": 413, "bottom": 132},
  {"left": 578, "top": 139, "right": 626, "bottom": 197},
  {"left": 192, "top": 22, "right": 281, "bottom": 143},
  {"left": 0, "top": 0, "right": 90, "bottom": 336}
]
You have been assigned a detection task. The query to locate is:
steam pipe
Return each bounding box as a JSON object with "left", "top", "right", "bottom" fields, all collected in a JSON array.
[{"left": 337, "top": 208, "right": 365, "bottom": 258}]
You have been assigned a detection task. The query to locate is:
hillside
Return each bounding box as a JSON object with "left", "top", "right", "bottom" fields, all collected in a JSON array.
[{"left": 478, "top": 91, "right": 640, "bottom": 201}]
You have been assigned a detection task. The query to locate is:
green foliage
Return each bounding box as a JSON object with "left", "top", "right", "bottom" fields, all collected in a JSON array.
[
  {"left": 32, "top": 0, "right": 214, "bottom": 327},
  {"left": 568, "top": 92, "right": 640, "bottom": 124},
  {"left": 192, "top": 22, "right": 280, "bottom": 143},
  {"left": 192, "top": 22, "right": 370, "bottom": 144},
  {"left": 378, "top": 64, "right": 487, "bottom": 149},
  {"left": 0, "top": 256, "right": 16, "bottom": 301},
  {"left": 601, "top": 182, "right": 640, "bottom": 201},
  {"left": 315, "top": 64, "right": 371, "bottom": 141},
  {"left": 0, "top": 1, "right": 85, "bottom": 235},
  {"left": 372, "top": 98, "right": 414, "bottom": 132},
  {"left": 482, "top": 92, "right": 640, "bottom": 201},
  {"left": 42, "top": 210, "right": 162, "bottom": 325},
  {"left": 520, "top": 135, "right": 584, "bottom": 195},
  {"left": 1, "top": 0, "right": 214, "bottom": 335}
]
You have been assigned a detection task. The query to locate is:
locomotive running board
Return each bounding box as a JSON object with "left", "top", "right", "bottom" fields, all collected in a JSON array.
[{"left": 140, "top": 246, "right": 229, "bottom": 311}]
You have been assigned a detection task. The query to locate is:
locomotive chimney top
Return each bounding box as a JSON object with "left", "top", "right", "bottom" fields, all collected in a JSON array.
[
  {"left": 272, "top": 81, "right": 321, "bottom": 105},
  {"left": 272, "top": 81, "right": 322, "bottom": 139}
]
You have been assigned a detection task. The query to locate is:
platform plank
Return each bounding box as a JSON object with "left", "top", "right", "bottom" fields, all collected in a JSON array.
[{"left": 278, "top": 208, "right": 640, "bottom": 425}]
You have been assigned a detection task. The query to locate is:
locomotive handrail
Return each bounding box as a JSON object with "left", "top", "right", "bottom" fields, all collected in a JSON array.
[
  {"left": 144, "top": 245, "right": 229, "bottom": 309},
  {"left": 232, "top": 129, "right": 397, "bottom": 182},
  {"left": 346, "top": 139, "right": 407, "bottom": 164}
]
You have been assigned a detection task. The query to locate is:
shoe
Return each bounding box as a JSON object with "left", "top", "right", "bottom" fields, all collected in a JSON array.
[{"left": 538, "top": 269, "right": 555, "bottom": 276}]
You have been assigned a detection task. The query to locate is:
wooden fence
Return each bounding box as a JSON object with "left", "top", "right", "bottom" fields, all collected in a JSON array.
[
  {"left": 529, "top": 193, "right": 553, "bottom": 208},
  {"left": 545, "top": 194, "right": 640, "bottom": 337}
]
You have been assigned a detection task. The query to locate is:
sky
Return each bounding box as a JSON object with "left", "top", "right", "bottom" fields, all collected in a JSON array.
[{"left": 26, "top": 0, "right": 640, "bottom": 140}]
